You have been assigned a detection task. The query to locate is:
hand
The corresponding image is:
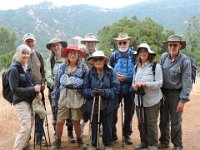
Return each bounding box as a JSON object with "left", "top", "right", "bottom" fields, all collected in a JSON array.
[
  {"left": 90, "top": 89, "right": 98, "bottom": 97},
  {"left": 132, "top": 84, "right": 138, "bottom": 91},
  {"left": 176, "top": 100, "right": 185, "bottom": 112},
  {"left": 117, "top": 73, "right": 125, "bottom": 82},
  {"left": 40, "top": 83, "right": 45, "bottom": 91},
  {"left": 96, "top": 89, "right": 105, "bottom": 96},
  {"left": 35, "top": 84, "right": 41, "bottom": 92},
  {"left": 136, "top": 82, "right": 146, "bottom": 88}
]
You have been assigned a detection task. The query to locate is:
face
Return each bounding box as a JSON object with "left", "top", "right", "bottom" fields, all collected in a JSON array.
[
  {"left": 51, "top": 43, "right": 62, "bottom": 57},
  {"left": 85, "top": 41, "right": 96, "bottom": 53},
  {"left": 93, "top": 57, "right": 105, "bottom": 71},
  {"left": 117, "top": 40, "right": 130, "bottom": 52},
  {"left": 138, "top": 48, "right": 149, "bottom": 62},
  {"left": 19, "top": 51, "right": 31, "bottom": 65},
  {"left": 25, "top": 39, "right": 35, "bottom": 50},
  {"left": 168, "top": 41, "right": 181, "bottom": 58},
  {"left": 67, "top": 50, "right": 79, "bottom": 64}
]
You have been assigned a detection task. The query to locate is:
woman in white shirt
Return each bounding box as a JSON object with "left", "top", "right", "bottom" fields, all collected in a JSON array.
[{"left": 132, "top": 43, "right": 163, "bottom": 150}]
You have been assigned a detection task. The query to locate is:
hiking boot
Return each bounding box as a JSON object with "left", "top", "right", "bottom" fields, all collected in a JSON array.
[
  {"left": 158, "top": 143, "right": 169, "bottom": 149},
  {"left": 105, "top": 146, "right": 113, "bottom": 150},
  {"left": 36, "top": 138, "right": 48, "bottom": 146},
  {"left": 51, "top": 139, "right": 61, "bottom": 150},
  {"left": 172, "top": 146, "right": 183, "bottom": 150},
  {"left": 135, "top": 143, "right": 148, "bottom": 150},
  {"left": 148, "top": 145, "right": 158, "bottom": 150},
  {"left": 77, "top": 138, "right": 88, "bottom": 150},
  {"left": 112, "top": 133, "right": 118, "bottom": 142},
  {"left": 68, "top": 131, "right": 76, "bottom": 143},
  {"left": 124, "top": 136, "right": 133, "bottom": 145}
]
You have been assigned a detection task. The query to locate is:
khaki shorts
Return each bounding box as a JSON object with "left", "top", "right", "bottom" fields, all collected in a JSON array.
[{"left": 57, "top": 107, "right": 83, "bottom": 120}]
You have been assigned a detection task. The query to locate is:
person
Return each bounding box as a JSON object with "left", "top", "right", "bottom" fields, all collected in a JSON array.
[
  {"left": 23, "top": 33, "right": 46, "bottom": 145},
  {"left": 159, "top": 35, "right": 192, "bottom": 150},
  {"left": 83, "top": 51, "right": 120, "bottom": 150},
  {"left": 80, "top": 33, "right": 99, "bottom": 131},
  {"left": 81, "top": 33, "right": 99, "bottom": 61},
  {"left": 45, "top": 38, "right": 76, "bottom": 143},
  {"left": 10, "top": 44, "right": 41, "bottom": 150},
  {"left": 51, "top": 45, "right": 88, "bottom": 150},
  {"left": 132, "top": 43, "right": 163, "bottom": 150},
  {"left": 109, "top": 32, "right": 136, "bottom": 144}
]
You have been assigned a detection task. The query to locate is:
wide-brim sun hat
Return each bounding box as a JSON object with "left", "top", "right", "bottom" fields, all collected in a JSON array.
[
  {"left": 61, "top": 45, "right": 85, "bottom": 58},
  {"left": 163, "top": 34, "right": 186, "bottom": 50},
  {"left": 113, "top": 32, "right": 131, "bottom": 41},
  {"left": 87, "top": 51, "right": 109, "bottom": 67},
  {"left": 81, "top": 33, "right": 99, "bottom": 44},
  {"left": 136, "top": 43, "right": 156, "bottom": 55},
  {"left": 46, "top": 38, "right": 68, "bottom": 50},
  {"left": 23, "top": 33, "right": 36, "bottom": 42}
]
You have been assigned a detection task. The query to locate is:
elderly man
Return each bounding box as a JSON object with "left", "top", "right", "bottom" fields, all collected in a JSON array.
[
  {"left": 81, "top": 33, "right": 99, "bottom": 61},
  {"left": 109, "top": 32, "right": 136, "bottom": 145},
  {"left": 23, "top": 33, "right": 46, "bottom": 145},
  {"left": 159, "top": 35, "right": 192, "bottom": 150}
]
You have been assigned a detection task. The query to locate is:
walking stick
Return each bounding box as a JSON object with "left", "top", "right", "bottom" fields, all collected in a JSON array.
[
  {"left": 96, "top": 96, "right": 101, "bottom": 150},
  {"left": 120, "top": 84, "right": 125, "bottom": 147},
  {"left": 89, "top": 97, "right": 96, "bottom": 142},
  {"left": 41, "top": 92, "right": 51, "bottom": 147}
]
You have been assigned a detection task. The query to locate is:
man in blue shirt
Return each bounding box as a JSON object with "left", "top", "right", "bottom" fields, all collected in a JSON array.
[{"left": 109, "top": 33, "right": 136, "bottom": 145}]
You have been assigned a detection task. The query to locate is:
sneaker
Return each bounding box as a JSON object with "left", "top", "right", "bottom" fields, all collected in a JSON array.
[
  {"left": 105, "top": 146, "right": 113, "bottom": 150},
  {"left": 148, "top": 145, "right": 158, "bottom": 150},
  {"left": 124, "top": 136, "right": 133, "bottom": 145},
  {"left": 77, "top": 138, "right": 88, "bottom": 150},
  {"left": 158, "top": 143, "right": 169, "bottom": 149},
  {"left": 51, "top": 139, "right": 61, "bottom": 150},
  {"left": 68, "top": 132, "right": 76, "bottom": 143},
  {"left": 135, "top": 143, "right": 148, "bottom": 150}
]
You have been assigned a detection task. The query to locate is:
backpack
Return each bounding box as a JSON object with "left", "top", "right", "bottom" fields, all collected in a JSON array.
[
  {"left": 135, "top": 62, "right": 157, "bottom": 81},
  {"left": 161, "top": 53, "right": 197, "bottom": 84},
  {"left": 2, "top": 65, "right": 19, "bottom": 104},
  {"left": 113, "top": 50, "right": 136, "bottom": 65}
]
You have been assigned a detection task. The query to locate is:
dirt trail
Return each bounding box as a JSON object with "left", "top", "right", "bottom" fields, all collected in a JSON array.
[{"left": 0, "top": 79, "right": 199, "bottom": 150}]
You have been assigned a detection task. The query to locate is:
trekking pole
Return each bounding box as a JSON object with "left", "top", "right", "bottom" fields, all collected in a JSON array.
[
  {"left": 89, "top": 97, "right": 96, "bottom": 142},
  {"left": 41, "top": 92, "right": 51, "bottom": 146},
  {"left": 34, "top": 118, "right": 36, "bottom": 149},
  {"left": 96, "top": 96, "right": 101, "bottom": 150},
  {"left": 120, "top": 84, "right": 125, "bottom": 147}
]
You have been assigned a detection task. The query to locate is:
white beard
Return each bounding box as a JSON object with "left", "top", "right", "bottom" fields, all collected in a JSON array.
[{"left": 119, "top": 47, "right": 128, "bottom": 52}]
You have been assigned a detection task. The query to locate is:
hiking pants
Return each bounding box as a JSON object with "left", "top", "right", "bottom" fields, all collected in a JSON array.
[
  {"left": 159, "top": 89, "right": 183, "bottom": 147},
  {"left": 136, "top": 102, "right": 160, "bottom": 146},
  {"left": 112, "top": 93, "right": 135, "bottom": 137},
  {"left": 13, "top": 101, "right": 34, "bottom": 150}
]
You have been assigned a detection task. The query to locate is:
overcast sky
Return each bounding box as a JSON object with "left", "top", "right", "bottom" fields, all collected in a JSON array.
[{"left": 0, "top": 0, "right": 148, "bottom": 10}]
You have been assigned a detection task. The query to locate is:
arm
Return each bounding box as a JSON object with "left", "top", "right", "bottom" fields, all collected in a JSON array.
[
  {"left": 9, "top": 68, "right": 35, "bottom": 98},
  {"left": 45, "top": 58, "right": 54, "bottom": 89},
  {"left": 145, "top": 64, "right": 163, "bottom": 89},
  {"left": 109, "top": 53, "right": 115, "bottom": 68},
  {"left": 179, "top": 58, "right": 192, "bottom": 102}
]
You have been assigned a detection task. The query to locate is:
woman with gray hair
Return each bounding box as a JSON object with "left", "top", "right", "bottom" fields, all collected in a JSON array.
[
  {"left": 9, "top": 44, "right": 41, "bottom": 150},
  {"left": 132, "top": 43, "right": 163, "bottom": 150}
]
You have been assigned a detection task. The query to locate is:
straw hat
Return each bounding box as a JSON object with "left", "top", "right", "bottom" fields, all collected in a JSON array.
[
  {"left": 81, "top": 33, "right": 99, "bottom": 44},
  {"left": 61, "top": 45, "right": 85, "bottom": 58},
  {"left": 46, "top": 38, "right": 68, "bottom": 50},
  {"left": 113, "top": 32, "right": 131, "bottom": 41}
]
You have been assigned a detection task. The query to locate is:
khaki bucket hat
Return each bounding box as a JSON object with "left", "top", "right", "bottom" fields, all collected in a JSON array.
[
  {"left": 46, "top": 38, "right": 68, "bottom": 50},
  {"left": 163, "top": 35, "right": 186, "bottom": 49}
]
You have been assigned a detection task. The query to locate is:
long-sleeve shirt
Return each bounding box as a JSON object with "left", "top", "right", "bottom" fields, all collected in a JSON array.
[
  {"left": 133, "top": 62, "right": 163, "bottom": 107},
  {"left": 161, "top": 52, "right": 192, "bottom": 101},
  {"left": 45, "top": 56, "right": 64, "bottom": 89}
]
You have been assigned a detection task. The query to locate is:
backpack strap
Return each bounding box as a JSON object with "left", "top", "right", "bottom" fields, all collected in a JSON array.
[
  {"left": 50, "top": 56, "right": 56, "bottom": 72},
  {"left": 160, "top": 52, "right": 168, "bottom": 66},
  {"left": 35, "top": 51, "right": 45, "bottom": 83},
  {"left": 152, "top": 62, "right": 157, "bottom": 81}
]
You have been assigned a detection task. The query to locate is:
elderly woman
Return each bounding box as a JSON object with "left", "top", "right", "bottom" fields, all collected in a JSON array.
[
  {"left": 51, "top": 45, "right": 88, "bottom": 150},
  {"left": 45, "top": 38, "right": 75, "bottom": 142},
  {"left": 83, "top": 51, "right": 120, "bottom": 150},
  {"left": 132, "top": 43, "right": 163, "bottom": 150},
  {"left": 9, "top": 44, "right": 41, "bottom": 150}
]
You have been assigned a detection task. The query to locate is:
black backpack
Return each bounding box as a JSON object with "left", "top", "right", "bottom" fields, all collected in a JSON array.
[{"left": 2, "top": 65, "right": 19, "bottom": 104}]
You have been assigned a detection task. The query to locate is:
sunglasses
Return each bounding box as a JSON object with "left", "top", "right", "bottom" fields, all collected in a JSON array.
[
  {"left": 118, "top": 41, "right": 127, "bottom": 46},
  {"left": 168, "top": 44, "right": 179, "bottom": 48},
  {"left": 93, "top": 57, "right": 104, "bottom": 62}
]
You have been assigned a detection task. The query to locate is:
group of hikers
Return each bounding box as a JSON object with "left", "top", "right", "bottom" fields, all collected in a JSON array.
[{"left": 8, "top": 32, "right": 192, "bottom": 150}]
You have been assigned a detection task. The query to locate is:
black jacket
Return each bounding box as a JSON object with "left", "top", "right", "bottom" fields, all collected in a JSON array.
[{"left": 8, "top": 62, "right": 36, "bottom": 105}]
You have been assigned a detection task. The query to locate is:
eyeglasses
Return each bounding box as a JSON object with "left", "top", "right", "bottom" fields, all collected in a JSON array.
[
  {"left": 168, "top": 44, "right": 179, "bottom": 48},
  {"left": 93, "top": 57, "right": 104, "bottom": 62},
  {"left": 118, "top": 41, "right": 127, "bottom": 46}
]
